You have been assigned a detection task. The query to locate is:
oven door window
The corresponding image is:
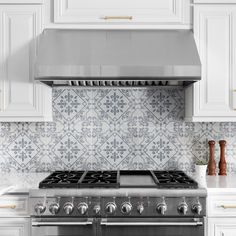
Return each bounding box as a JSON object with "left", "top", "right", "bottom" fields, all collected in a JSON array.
[
  {"left": 31, "top": 218, "right": 95, "bottom": 236},
  {"left": 99, "top": 218, "right": 204, "bottom": 236}
]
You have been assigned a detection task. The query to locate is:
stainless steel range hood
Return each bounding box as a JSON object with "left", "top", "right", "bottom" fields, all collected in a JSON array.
[{"left": 35, "top": 29, "right": 201, "bottom": 87}]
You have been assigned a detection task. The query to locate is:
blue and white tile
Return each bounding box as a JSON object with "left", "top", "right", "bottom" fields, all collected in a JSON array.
[{"left": 0, "top": 87, "right": 236, "bottom": 173}]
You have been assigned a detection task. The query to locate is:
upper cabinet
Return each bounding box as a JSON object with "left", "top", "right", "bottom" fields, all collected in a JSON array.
[
  {"left": 185, "top": 4, "right": 236, "bottom": 122},
  {"left": 2, "top": 0, "right": 236, "bottom": 122},
  {"left": 0, "top": 4, "right": 52, "bottom": 122},
  {"left": 46, "top": 0, "right": 192, "bottom": 29}
]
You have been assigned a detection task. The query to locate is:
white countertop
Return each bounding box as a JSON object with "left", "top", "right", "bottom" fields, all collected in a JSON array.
[
  {"left": 0, "top": 172, "right": 236, "bottom": 196},
  {"left": 206, "top": 174, "right": 236, "bottom": 194},
  {"left": 0, "top": 172, "right": 49, "bottom": 195}
]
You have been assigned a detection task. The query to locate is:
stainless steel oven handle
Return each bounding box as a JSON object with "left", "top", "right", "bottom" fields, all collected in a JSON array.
[
  {"left": 32, "top": 221, "right": 93, "bottom": 226},
  {"left": 100, "top": 221, "right": 203, "bottom": 226}
]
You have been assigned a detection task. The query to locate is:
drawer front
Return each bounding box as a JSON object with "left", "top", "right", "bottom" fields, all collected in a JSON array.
[
  {"left": 54, "top": 0, "right": 191, "bottom": 26},
  {"left": 0, "top": 196, "right": 28, "bottom": 217},
  {"left": 208, "top": 195, "right": 236, "bottom": 217}
]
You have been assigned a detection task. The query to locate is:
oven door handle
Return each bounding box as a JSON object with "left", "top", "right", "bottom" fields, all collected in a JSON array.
[
  {"left": 100, "top": 220, "right": 203, "bottom": 227},
  {"left": 32, "top": 221, "right": 93, "bottom": 227}
]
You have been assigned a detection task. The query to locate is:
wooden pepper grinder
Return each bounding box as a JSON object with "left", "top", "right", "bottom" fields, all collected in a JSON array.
[
  {"left": 219, "top": 140, "right": 227, "bottom": 175},
  {"left": 208, "top": 140, "right": 216, "bottom": 175}
]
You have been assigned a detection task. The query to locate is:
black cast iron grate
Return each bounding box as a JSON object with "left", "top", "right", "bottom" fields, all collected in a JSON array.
[
  {"left": 152, "top": 170, "right": 198, "bottom": 189},
  {"left": 39, "top": 171, "right": 85, "bottom": 188}
]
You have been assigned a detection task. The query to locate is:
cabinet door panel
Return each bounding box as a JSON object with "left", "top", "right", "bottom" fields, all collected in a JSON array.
[
  {"left": 0, "top": 218, "right": 29, "bottom": 236},
  {"left": 185, "top": 5, "right": 236, "bottom": 121},
  {"left": 208, "top": 218, "right": 236, "bottom": 236},
  {"left": 0, "top": 5, "right": 52, "bottom": 122}
]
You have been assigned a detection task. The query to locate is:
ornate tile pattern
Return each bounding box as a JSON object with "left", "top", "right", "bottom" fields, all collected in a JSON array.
[
  {"left": 7, "top": 134, "right": 39, "bottom": 165},
  {"left": 98, "top": 90, "right": 130, "bottom": 121},
  {"left": 99, "top": 133, "right": 131, "bottom": 167},
  {"left": 1, "top": 87, "right": 236, "bottom": 173}
]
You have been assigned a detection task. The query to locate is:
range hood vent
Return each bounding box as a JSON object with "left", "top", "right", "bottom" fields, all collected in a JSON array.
[{"left": 35, "top": 29, "right": 201, "bottom": 87}]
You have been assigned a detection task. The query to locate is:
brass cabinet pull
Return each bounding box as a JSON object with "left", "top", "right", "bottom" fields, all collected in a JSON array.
[
  {"left": 102, "top": 16, "right": 133, "bottom": 20},
  {"left": 219, "top": 205, "right": 236, "bottom": 209},
  {"left": 0, "top": 205, "right": 16, "bottom": 209}
]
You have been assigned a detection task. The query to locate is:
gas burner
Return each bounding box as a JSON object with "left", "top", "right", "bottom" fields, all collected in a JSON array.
[
  {"left": 38, "top": 170, "right": 197, "bottom": 189},
  {"left": 153, "top": 170, "right": 198, "bottom": 189},
  {"left": 80, "top": 171, "right": 119, "bottom": 188},
  {"left": 39, "top": 171, "right": 120, "bottom": 188},
  {"left": 39, "top": 171, "right": 84, "bottom": 188}
]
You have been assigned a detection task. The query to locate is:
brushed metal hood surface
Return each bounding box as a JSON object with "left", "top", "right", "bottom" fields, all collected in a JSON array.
[{"left": 35, "top": 29, "right": 201, "bottom": 87}]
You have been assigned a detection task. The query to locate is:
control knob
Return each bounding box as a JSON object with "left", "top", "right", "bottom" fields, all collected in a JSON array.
[
  {"left": 192, "top": 202, "right": 202, "bottom": 215},
  {"left": 63, "top": 202, "right": 74, "bottom": 215},
  {"left": 93, "top": 205, "right": 101, "bottom": 214},
  {"left": 137, "top": 204, "right": 144, "bottom": 215},
  {"left": 178, "top": 202, "right": 188, "bottom": 215},
  {"left": 77, "top": 203, "right": 88, "bottom": 215},
  {"left": 106, "top": 202, "right": 117, "bottom": 214},
  {"left": 121, "top": 202, "right": 132, "bottom": 214},
  {"left": 49, "top": 203, "right": 60, "bottom": 215},
  {"left": 156, "top": 202, "right": 167, "bottom": 215},
  {"left": 34, "top": 203, "right": 46, "bottom": 215}
]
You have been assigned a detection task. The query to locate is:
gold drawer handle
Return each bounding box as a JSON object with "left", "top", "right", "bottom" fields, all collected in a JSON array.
[
  {"left": 102, "top": 16, "right": 133, "bottom": 20},
  {"left": 219, "top": 205, "right": 236, "bottom": 209},
  {"left": 0, "top": 205, "right": 16, "bottom": 209}
]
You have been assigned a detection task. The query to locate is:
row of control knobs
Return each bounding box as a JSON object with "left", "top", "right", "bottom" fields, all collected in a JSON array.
[
  {"left": 35, "top": 201, "right": 202, "bottom": 215},
  {"left": 35, "top": 202, "right": 91, "bottom": 215}
]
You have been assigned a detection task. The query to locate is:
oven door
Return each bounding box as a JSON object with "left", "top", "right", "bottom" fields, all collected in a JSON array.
[
  {"left": 99, "top": 218, "right": 204, "bottom": 236},
  {"left": 31, "top": 218, "right": 96, "bottom": 236}
]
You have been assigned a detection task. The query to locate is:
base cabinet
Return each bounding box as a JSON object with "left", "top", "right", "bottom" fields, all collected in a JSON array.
[
  {"left": 207, "top": 193, "right": 236, "bottom": 236},
  {"left": 208, "top": 218, "right": 236, "bottom": 236},
  {"left": 0, "top": 195, "right": 30, "bottom": 236},
  {"left": 0, "top": 218, "right": 29, "bottom": 236}
]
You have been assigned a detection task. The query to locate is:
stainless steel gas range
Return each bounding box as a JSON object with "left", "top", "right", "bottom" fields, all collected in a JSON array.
[{"left": 29, "top": 170, "right": 206, "bottom": 236}]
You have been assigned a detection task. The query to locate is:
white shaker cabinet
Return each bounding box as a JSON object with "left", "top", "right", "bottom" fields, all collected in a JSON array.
[
  {"left": 208, "top": 218, "right": 236, "bottom": 236},
  {"left": 0, "top": 218, "right": 29, "bottom": 236},
  {"left": 185, "top": 4, "right": 236, "bottom": 122},
  {"left": 50, "top": 0, "right": 192, "bottom": 28},
  {"left": 0, "top": 195, "right": 29, "bottom": 236},
  {"left": 207, "top": 194, "right": 236, "bottom": 236},
  {"left": 0, "top": 4, "right": 52, "bottom": 122}
]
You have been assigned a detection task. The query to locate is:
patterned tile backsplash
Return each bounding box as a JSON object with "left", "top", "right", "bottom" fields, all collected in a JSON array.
[{"left": 1, "top": 87, "right": 236, "bottom": 173}]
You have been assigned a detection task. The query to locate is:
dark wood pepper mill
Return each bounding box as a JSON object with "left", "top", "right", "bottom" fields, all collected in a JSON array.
[
  {"left": 208, "top": 140, "right": 216, "bottom": 175},
  {"left": 219, "top": 140, "right": 227, "bottom": 175}
]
